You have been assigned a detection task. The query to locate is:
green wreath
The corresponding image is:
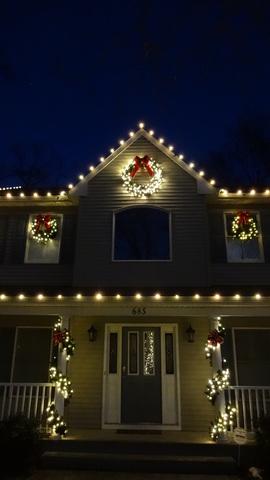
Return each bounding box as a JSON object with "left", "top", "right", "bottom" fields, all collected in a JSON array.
[{"left": 232, "top": 211, "right": 258, "bottom": 241}]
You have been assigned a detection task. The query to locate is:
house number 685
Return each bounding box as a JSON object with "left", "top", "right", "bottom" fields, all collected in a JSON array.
[{"left": 132, "top": 307, "right": 146, "bottom": 315}]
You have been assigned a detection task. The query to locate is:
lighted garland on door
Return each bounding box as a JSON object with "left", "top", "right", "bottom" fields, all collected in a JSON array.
[
  {"left": 204, "top": 320, "right": 236, "bottom": 441},
  {"left": 231, "top": 211, "right": 258, "bottom": 241},
  {"left": 31, "top": 214, "right": 58, "bottom": 244},
  {"left": 46, "top": 318, "right": 75, "bottom": 436},
  {"left": 122, "top": 155, "right": 163, "bottom": 198}
]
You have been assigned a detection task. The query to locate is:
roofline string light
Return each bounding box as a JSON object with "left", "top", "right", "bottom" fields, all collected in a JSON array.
[
  {"left": 1, "top": 122, "right": 270, "bottom": 197},
  {"left": 0, "top": 122, "right": 218, "bottom": 198},
  {"left": 0, "top": 292, "right": 266, "bottom": 302}
]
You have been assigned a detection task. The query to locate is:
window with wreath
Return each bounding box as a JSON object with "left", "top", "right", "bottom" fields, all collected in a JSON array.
[
  {"left": 24, "top": 213, "right": 63, "bottom": 263},
  {"left": 224, "top": 212, "right": 263, "bottom": 262},
  {"left": 113, "top": 207, "right": 171, "bottom": 261}
]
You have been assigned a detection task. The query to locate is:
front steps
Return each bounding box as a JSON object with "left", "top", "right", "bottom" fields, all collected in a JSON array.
[{"left": 41, "top": 439, "right": 241, "bottom": 474}]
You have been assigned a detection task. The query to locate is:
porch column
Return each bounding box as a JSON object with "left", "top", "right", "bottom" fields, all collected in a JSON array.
[
  {"left": 54, "top": 315, "right": 69, "bottom": 416},
  {"left": 211, "top": 317, "right": 226, "bottom": 414}
]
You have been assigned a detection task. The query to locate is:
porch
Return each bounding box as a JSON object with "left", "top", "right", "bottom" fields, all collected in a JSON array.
[{"left": 1, "top": 382, "right": 270, "bottom": 441}]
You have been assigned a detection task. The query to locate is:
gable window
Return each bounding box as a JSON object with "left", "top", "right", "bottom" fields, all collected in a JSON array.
[
  {"left": 113, "top": 207, "right": 171, "bottom": 261},
  {"left": 224, "top": 212, "right": 263, "bottom": 262},
  {"left": 24, "top": 213, "right": 63, "bottom": 264}
]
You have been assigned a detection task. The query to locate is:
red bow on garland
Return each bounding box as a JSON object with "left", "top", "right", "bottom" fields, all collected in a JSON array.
[
  {"left": 35, "top": 214, "right": 52, "bottom": 232},
  {"left": 237, "top": 211, "right": 250, "bottom": 226},
  {"left": 207, "top": 329, "right": 224, "bottom": 347},
  {"left": 53, "top": 330, "right": 64, "bottom": 346},
  {"left": 130, "top": 155, "right": 154, "bottom": 178}
]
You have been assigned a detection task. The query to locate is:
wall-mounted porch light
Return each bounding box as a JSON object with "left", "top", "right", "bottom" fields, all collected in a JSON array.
[
  {"left": 88, "top": 325, "right": 97, "bottom": 342},
  {"left": 186, "top": 324, "right": 195, "bottom": 343}
]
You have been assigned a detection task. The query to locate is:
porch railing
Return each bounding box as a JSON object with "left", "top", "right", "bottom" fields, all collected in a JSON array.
[
  {"left": 0, "top": 383, "right": 55, "bottom": 426},
  {"left": 225, "top": 386, "right": 270, "bottom": 432}
]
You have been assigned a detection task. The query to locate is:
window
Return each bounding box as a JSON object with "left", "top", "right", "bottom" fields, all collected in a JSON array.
[
  {"left": 24, "top": 213, "right": 63, "bottom": 263},
  {"left": 224, "top": 212, "right": 263, "bottom": 262},
  {"left": 128, "top": 332, "right": 139, "bottom": 375},
  {"left": 0, "top": 327, "right": 52, "bottom": 383},
  {"left": 233, "top": 329, "right": 270, "bottom": 386},
  {"left": 143, "top": 330, "right": 155, "bottom": 376},
  {"left": 165, "top": 333, "right": 174, "bottom": 374},
  {"left": 113, "top": 207, "right": 171, "bottom": 261},
  {"left": 108, "top": 333, "right": 118, "bottom": 374}
]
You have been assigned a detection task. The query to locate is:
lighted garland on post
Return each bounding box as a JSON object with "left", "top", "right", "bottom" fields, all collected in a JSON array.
[
  {"left": 231, "top": 211, "right": 258, "bottom": 241},
  {"left": 122, "top": 155, "right": 163, "bottom": 198},
  {"left": 205, "top": 368, "right": 230, "bottom": 404},
  {"left": 53, "top": 318, "right": 76, "bottom": 361},
  {"left": 210, "top": 404, "right": 237, "bottom": 441},
  {"left": 205, "top": 321, "right": 226, "bottom": 362},
  {"left": 46, "top": 318, "right": 75, "bottom": 436},
  {"left": 49, "top": 366, "right": 74, "bottom": 399},
  {"left": 31, "top": 214, "right": 58, "bottom": 244},
  {"left": 204, "top": 320, "right": 236, "bottom": 441},
  {"left": 46, "top": 403, "right": 68, "bottom": 436}
]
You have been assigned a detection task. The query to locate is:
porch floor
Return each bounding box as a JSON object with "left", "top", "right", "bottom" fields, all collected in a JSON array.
[{"left": 61, "top": 430, "right": 212, "bottom": 444}]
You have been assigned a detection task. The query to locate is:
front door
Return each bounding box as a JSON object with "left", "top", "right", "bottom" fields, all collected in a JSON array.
[{"left": 121, "top": 326, "right": 162, "bottom": 424}]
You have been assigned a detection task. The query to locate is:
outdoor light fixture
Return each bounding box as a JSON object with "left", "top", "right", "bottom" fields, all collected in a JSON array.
[
  {"left": 186, "top": 324, "right": 195, "bottom": 343},
  {"left": 88, "top": 325, "right": 97, "bottom": 342}
]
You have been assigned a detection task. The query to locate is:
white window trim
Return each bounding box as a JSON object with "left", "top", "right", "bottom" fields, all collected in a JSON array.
[
  {"left": 223, "top": 210, "right": 264, "bottom": 263},
  {"left": 232, "top": 327, "right": 270, "bottom": 386},
  {"left": 24, "top": 213, "right": 63, "bottom": 264},
  {"left": 111, "top": 205, "right": 172, "bottom": 262}
]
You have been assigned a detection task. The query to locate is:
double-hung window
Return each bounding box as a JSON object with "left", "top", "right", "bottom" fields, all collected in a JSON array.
[
  {"left": 24, "top": 213, "right": 63, "bottom": 263},
  {"left": 224, "top": 212, "right": 263, "bottom": 262}
]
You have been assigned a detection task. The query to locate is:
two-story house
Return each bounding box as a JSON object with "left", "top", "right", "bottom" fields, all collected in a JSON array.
[{"left": 0, "top": 125, "right": 269, "bottom": 440}]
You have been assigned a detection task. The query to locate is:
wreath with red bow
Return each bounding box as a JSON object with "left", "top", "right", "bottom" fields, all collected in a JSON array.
[
  {"left": 122, "top": 155, "right": 163, "bottom": 198},
  {"left": 231, "top": 211, "right": 258, "bottom": 241},
  {"left": 31, "top": 214, "right": 58, "bottom": 244}
]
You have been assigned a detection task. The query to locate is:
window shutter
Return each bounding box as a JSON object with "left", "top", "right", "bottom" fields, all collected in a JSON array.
[
  {"left": 0, "top": 216, "right": 8, "bottom": 263},
  {"left": 59, "top": 214, "right": 77, "bottom": 264},
  {"left": 5, "top": 215, "right": 27, "bottom": 264},
  {"left": 208, "top": 212, "right": 227, "bottom": 263}
]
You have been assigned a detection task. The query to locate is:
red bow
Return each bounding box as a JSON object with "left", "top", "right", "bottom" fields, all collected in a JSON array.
[
  {"left": 130, "top": 155, "right": 154, "bottom": 178},
  {"left": 237, "top": 211, "right": 250, "bottom": 226},
  {"left": 53, "top": 330, "right": 64, "bottom": 346},
  {"left": 36, "top": 215, "right": 52, "bottom": 232},
  {"left": 207, "top": 329, "right": 224, "bottom": 347}
]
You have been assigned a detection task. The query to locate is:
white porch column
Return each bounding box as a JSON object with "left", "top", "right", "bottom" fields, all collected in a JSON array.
[
  {"left": 54, "top": 315, "right": 69, "bottom": 416},
  {"left": 211, "top": 316, "right": 226, "bottom": 414}
]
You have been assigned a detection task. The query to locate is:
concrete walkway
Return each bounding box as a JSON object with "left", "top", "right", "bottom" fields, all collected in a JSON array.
[{"left": 29, "top": 471, "right": 241, "bottom": 480}]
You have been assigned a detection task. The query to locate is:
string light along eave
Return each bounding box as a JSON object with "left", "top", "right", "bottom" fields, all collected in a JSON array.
[
  {"left": 0, "top": 122, "right": 219, "bottom": 198},
  {"left": 0, "top": 292, "right": 267, "bottom": 303},
  {"left": 1, "top": 123, "right": 270, "bottom": 198}
]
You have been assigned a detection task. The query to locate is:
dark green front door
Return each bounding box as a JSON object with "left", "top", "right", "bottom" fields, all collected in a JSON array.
[{"left": 121, "top": 326, "right": 162, "bottom": 424}]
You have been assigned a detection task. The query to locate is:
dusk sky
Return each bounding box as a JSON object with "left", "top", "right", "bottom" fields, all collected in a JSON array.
[{"left": 1, "top": 1, "right": 270, "bottom": 187}]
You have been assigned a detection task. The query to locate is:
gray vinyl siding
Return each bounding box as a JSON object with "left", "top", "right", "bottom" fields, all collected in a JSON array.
[{"left": 74, "top": 136, "right": 210, "bottom": 288}]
